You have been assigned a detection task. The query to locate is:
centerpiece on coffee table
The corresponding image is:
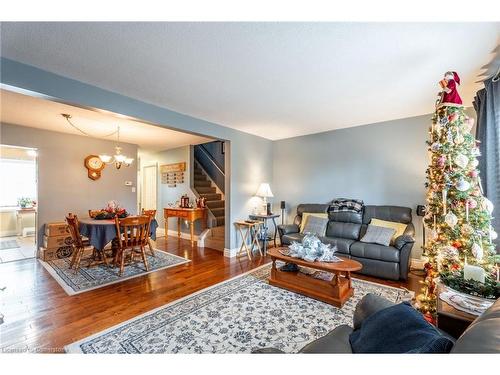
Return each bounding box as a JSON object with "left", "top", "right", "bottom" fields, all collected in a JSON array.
[{"left": 268, "top": 234, "right": 363, "bottom": 307}]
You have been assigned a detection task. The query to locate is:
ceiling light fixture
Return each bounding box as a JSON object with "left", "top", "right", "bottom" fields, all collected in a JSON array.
[{"left": 61, "top": 113, "right": 133, "bottom": 169}]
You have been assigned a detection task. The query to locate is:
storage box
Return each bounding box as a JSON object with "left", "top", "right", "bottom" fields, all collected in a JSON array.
[
  {"left": 43, "top": 234, "right": 73, "bottom": 248},
  {"left": 37, "top": 246, "right": 74, "bottom": 261},
  {"left": 45, "top": 222, "right": 70, "bottom": 236}
]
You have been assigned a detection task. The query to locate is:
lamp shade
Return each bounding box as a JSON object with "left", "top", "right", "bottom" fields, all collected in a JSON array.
[{"left": 256, "top": 183, "right": 273, "bottom": 198}]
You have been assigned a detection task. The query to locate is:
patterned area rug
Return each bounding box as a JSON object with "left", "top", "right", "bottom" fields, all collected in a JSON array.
[
  {"left": 65, "top": 264, "right": 413, "bottom": 353},
  {"left": 39, "top": 249, "right": 190, "bottom": 296},
  {"left": 0, "top": 239, "right": 20, "bottom": 250}
]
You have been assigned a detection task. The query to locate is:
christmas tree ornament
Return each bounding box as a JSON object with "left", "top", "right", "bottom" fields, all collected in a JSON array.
[
  {"left": 470, "top": 159, "right": 479, "bottom": 168},
  {"left": 444, "top": 211, "right": 458, "bottom": 228},
  {"left": 482, "top": 197, "right": 494, "bottom": 214},
  {"left": 456, "top": 178, "right": 470, "bottom": 192},
  {"left": 471, "top": 242, "right": 483, "bottom": 261},
  {"left": 428, "top": 229, "right": 438, "bottom": 241},
  {"left": 447, "top": 130, "right": 454, "bottom": 143},
  {"left": 439, "top": 71, "right": 462, "bottom": 105},
  {"left": 490, "top": 228, "right": 498, "bottom": 241},
  {"left": 467, "top": 198, "right": 477, "bottom": 209},
  {"left": 454, "top": 133, "right": 464, "bottom": 144},
  {"left": 454, "top": 154, "right": 468, "bottom": 169},
  {"left": 442, "top": 189, "right": 448, "bottom": 214},
  {"left": 448, "top": 113, "right": 458, "bottom": 123},
  {"left": 461, "top": 223, "right": 473, "bottom": 235},
  {"left": 437, "top": 155, "right": 446, "bottom": 168},
  {"left": 469, "top": 170, "right": 478, "bottom": 178},
  {"left": 472, "top": 147, "right": 481, "bottom": 156},
  {"left": 431, "top": 142, "right": 441, "bottom": 152}
]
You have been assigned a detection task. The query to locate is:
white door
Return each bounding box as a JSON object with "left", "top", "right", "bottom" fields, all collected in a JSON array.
[{"left": 141, "top": 164, "right": 157, "bottom": 212}]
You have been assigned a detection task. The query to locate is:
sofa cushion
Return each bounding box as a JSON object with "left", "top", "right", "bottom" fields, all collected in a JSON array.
[
  {"left": 296, "top": 204, "right": 330, "bottom": 218},
  {"left": 349, "top": 302, "right": 454, "bottom": 353},
  {"left": 326, "top": 221, "right": 361, "bottom": 240},
  {"left": 302, "top": 215, "right": 328, "bottom": 236},
  {"left": 360, "top": 225, "right": 395, "bottom": 246},
  {"left": 328, "top": 210, "right": 363, "bottom": 224},
  {"left": 350, "top": 241, "right": 400, "bottom": 262},
  {"left": 320, "top": 236, "right": 354, "bottom": 255},
  {"left": 300, "top": 213, "right": 328, "bottom": 233},
  {"left": 363, "top": 205, "right": 412, "bottom": 224},
  {"left": 352, "top": 256, "right": 400, "bottom": 280},
  {"left": 281, "top": 232, "right": 305, "bottom": 245}
]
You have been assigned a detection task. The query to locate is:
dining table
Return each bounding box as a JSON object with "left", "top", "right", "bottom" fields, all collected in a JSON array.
[{"left": 78, "top": 217, "right": 158, "bottom": 252}]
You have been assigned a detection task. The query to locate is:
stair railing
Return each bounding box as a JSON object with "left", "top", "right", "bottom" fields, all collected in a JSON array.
[{"left": 194, "top": 144, "right": 225, "bottom": 193}]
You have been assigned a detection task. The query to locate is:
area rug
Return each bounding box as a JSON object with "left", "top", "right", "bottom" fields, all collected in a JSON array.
[
  {"left": 39, "top": 249, "right": 190, "bottom": 296},
  {"left": 0, "top": 239, "right": 20, "bottom": 250},
  {"left": 65, "top": 263, "right": 413, "bottom": 353}
]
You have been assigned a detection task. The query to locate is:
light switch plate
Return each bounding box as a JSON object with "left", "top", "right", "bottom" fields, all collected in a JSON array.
[{"left": 131, "top": 187, "right": 136, "bottom": 193}]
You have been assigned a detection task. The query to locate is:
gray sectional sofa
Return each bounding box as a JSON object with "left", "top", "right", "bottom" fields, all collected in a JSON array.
[{"left": 278, "top": 203, "right": 415, "bottom": 281}]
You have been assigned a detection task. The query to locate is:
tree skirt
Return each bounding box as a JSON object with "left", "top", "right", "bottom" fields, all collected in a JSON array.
[
  {"left": 65, "top": 264, "right": 413, "bottom": 353},
  {"left": 39, "top": 249, "right": 190, "bottom": 295}
]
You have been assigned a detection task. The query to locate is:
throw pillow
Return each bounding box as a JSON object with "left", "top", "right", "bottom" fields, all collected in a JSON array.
[
  {"left": 370, "top": 218, "right": 407, "bottom": 244},
  {"left": 302, "top": 215, "right": 329, "bottom": 236},
  {"left": 300, "top": 213, "right": 328, "bottom": 233},
  {"left": 360, "top": 225, "right": 395, "bottom": 246},
  {"left": 349, "top": 302, "right": 454, "bottom": 353}
]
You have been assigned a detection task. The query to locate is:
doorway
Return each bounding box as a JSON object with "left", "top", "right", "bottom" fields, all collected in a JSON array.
[
  {"left": 0, "top": 145, "right": 38, "bottom": 263},
  {"left": 141, "top": 163, "right": 158, "bottom": 212}
]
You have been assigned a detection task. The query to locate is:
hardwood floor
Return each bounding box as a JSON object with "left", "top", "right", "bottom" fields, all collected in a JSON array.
[{"left": 0, "top": 237, "right": 422, "bottom": 353}]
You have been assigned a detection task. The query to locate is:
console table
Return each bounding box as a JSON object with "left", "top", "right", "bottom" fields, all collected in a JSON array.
[{"left": 164, "top": 207, "right": 207, "bottom": 245}]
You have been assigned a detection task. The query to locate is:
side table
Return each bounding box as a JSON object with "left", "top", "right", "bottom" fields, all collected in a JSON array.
[
  {"left": 234, "top": 221, "right": 263, "bottom": 260},
  {"left": 436, "top": 284, "right": 475, "bottom": 338},
  {"left": 248, "top": 213, "right": 280, "bottom": 255}
]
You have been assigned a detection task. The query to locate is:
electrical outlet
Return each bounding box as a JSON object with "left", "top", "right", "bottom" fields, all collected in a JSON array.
[{"left": 131, "top": 187, "right": 136, "bottom": 193}]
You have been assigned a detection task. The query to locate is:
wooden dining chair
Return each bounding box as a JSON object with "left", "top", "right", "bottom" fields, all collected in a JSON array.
[
  {"left": 141, "top": 209, "right": 157, "bottom": 257},
  {"left": 114, "top": 215, "right": 151, "bottom": 276},
  {"left": 88, "top": 209, "right": 101, "bottom": 218},
  {"left": 66, "top": 213, "right": 105, "bottom": 273}
]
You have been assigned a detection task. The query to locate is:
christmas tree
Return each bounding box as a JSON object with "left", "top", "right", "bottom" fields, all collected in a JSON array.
[{"left": 418, "top": 71, "right": 499, "bottom": 318}]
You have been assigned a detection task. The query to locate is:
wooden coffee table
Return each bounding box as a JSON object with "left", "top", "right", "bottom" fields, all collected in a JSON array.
[{"left": 268, "top": 247, "right": 362, "bottom": 308}]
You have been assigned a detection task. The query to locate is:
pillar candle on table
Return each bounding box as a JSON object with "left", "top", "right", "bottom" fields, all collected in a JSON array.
[{"left": 463, "top": 264, "right": 486, "bottom": 284}]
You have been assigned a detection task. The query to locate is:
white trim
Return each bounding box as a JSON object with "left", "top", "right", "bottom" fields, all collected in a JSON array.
[
  {"left": 38, "top": 248, "right": 191, "bottom": 296},
  {"left": 0, "top": 230, "right": 18, "bottom": 237},
  {"left": 223, "top": 246, "right": 240, "bottom": 258},
  {"left": 64, "top": 262, "right": 271, "bottom": 353},
  {"left": 196, "top": 228, "right": 210, "bottom": 248}
]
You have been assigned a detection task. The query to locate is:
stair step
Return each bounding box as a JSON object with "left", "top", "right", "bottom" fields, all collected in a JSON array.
[
  {"left": 194, "top": 180, "right": 211, "bottom": 187},
  {"left": 206, "top": 200, "right": 224, "bottom": 209},
  {"left": 196, "top": 186, "right": 216, "bottom": 194},
  {"left": 211, "top": 207, "right": 225, "bottom": 216},
  {"left": 215, "top": 216, "right": 225, "bottom": 226},
  {"left": 200, "top": 193, "right": 221, "bottom": 201}
]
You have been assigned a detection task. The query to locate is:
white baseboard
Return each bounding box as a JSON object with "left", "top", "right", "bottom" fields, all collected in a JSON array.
[
  {"left": 165, "top": 229, "right": 200, "bottom": 242},
  {"left": 0, "top": 230, "right": 18, "bottom": 237},
  {"left": 223, "top": 247, "right": 240, "bottom": 258}
]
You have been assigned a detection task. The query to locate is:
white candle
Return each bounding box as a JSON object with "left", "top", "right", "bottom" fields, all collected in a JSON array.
[
  {"left": 463, "top": 264, "right": 485, "bottom": 283},
  {"left": 442, "top": 190, "right": 447, "bottom": 215}
]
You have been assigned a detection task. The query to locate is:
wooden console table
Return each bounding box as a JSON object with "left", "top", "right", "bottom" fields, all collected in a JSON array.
[
  {"left": 164, "top": 207, "right": 207, "bottom": 245},
  {"left": 268, "top": 247, "right": 362, "bottom": 308}
]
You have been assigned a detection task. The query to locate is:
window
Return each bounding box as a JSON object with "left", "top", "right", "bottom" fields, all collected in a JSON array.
[{"left": 0, "top": 159, "right": 37, "bottom": 207}]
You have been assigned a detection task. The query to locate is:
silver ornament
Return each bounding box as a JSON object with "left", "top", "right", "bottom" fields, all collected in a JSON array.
[
  {"left": 444, "top": 212, "right": 458, "bottom": 228},
  {"left": 471, "top": 243, "right": 483, "bottom": 261},
  {"left": 456, "top": 178, "right": 471, "bottom": 192},
  {"left": 454, "top": 154, "right": 469, "bottom": 169}
]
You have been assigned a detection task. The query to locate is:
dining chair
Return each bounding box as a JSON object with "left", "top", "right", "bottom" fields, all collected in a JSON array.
[
  {"left": 66, "top": 213, "right": 107, "bottom": 273},
  {"left": 141, "top": 209, "right": 157, "bottom": 257},
  {"left": 114, "top": 215, "right": 151, "bottom": 276},
  {"left": 88, "top": 209, "right": 101, "bottom": 218}
]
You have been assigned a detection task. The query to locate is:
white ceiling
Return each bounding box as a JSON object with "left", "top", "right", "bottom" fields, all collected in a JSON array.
[
  {"left": 0, "top": 89, "right": 212, "bottom": 151},
  {"left": 1, "top": 22, "right": 498, "bottom": 140}
]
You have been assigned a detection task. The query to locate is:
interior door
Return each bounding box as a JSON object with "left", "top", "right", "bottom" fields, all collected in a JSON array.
[{"left": 141, "top": 164, "right": 158, "bottom": 212}]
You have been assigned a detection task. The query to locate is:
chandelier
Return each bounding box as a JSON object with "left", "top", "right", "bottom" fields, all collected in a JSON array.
[
  {"left": 62, "top": 113, "right": 134, "bottom": 169},
  {"left": 98, "top": 126, "right": 134, "bottom": 169}
]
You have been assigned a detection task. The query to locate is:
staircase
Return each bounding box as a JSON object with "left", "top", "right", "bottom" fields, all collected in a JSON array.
[{"left": 193, "top": 163, "right": 225, "bottom": 226}]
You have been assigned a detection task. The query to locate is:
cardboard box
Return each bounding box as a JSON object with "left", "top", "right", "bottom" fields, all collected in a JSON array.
[
  {"left": 43, "top": 234, "right": 74, "bottom": 248},
  {"left": 37, "top": 246, "right": 74, "bottom": 261},
  {"left": 45, "top": 222, "right": 70, "bottom": 236}
]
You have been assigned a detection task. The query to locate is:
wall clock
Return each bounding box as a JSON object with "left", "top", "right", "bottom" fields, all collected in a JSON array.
[{"left": 84, "top": 155, "right": 105, "bottom": 180}]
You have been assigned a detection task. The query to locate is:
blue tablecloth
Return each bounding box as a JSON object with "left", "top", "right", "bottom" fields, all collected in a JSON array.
[{"left": 79, "top": 218, "right": 158, "bottom": 251}]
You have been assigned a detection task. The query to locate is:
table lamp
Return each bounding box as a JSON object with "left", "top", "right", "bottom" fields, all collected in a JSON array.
[{"left": 255, "top": 183, "right": 273, "bottom": 215}]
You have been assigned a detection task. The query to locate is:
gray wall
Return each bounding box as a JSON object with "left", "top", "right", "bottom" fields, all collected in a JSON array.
[
  {"left": 0, "top": 123, "right": 138, "bottom": 246},
  {"left": 273, "top": 115, "right": 430, "bottom": 258},
  {"left": 1, "top": 58, "right": 273, "bottom": 249}
]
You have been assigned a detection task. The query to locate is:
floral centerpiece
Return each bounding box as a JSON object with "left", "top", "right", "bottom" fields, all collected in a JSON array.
[
  {"left": 93, "top": 200, "right": 129, "bottom": 220},
  {"left": 286, "top": 233, "right": 340, "bottom": 262},
  {"left": 17, "top": 197, "right": 35, "bottom": 208}
]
